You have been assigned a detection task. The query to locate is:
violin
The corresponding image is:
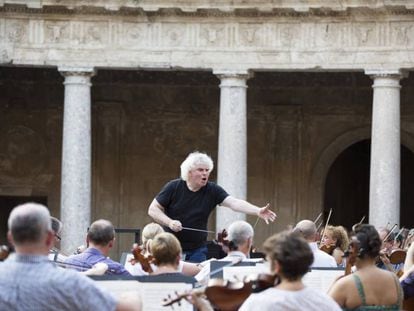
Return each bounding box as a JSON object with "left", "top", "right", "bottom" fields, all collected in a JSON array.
[
  {"left": 388, "top": 248, "right": 406, "bottom": 265},
  {"left": 163, "top": 273, "right": 279, "bottom": 311},
  {"left": 320, "top": 243, "right": 336, "bottom": 255},
  {"left": 343, "top": 237, "right": 359, "bottom": 276},
  {"left": 131, "top": 244, "right": 154, "bottom": 273}
]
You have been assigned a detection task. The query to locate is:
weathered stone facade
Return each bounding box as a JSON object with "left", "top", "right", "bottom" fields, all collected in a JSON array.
[{"left": 1, "top": 1, "right": 414, "bottom": 256}]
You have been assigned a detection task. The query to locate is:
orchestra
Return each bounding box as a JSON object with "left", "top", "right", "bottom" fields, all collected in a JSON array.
[{"left": 2, "top": 198, "right": 414, "bottom": 310}]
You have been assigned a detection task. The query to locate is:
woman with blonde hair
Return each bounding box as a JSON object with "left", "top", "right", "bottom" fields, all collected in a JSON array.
[
  {"left": 321, "top": 225, "right": 349, "bottom": 267},
  {"left": 126, "top": 223, "right": 200, "bottom": 276}
]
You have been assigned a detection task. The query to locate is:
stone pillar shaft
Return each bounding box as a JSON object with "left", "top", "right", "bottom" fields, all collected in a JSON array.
[
  {"left": 367, "top": 70, "right": 404, "bottom": 228},
  {"left": 214, "top": 70, "right": 251, "bottom": 230},
  {"left": 59, "top": 67, "right": 95, "bottom": 253}
]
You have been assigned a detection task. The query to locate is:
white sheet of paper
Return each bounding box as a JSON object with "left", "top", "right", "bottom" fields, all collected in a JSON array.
[
  {"left": 302, "top": 268, "right": 345, "bottom": 293},
  {"left": 94, "top": 280, "right": 193, "bottom": 311},
  {"left": 222, "top": 264, "right": 271, "bottom": 282},
  {"left": 139, "top": 282, "right": 193, "bottom": 311}
]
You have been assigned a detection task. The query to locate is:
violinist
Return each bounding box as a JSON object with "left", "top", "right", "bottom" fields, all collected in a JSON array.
[
  {"left": 137, "top": 232, "right": 196, "bottom": 283},
  {"left": 195, "top": 221, "right": 255, "bottom": 284},
  {"left": 321, "top": 225, "right": 350, "bottom": 267},
  {"left": 377, "top": 228, "right": 404, "bottom": 273},
  {"left": 294, "top": 219, "right": 337, "bottom": 268},
  {"left": 328, "top": 224, "right": 403, "bottom": 310},
  {"left": 0, "top": 202, "right": 141, "bottom": 311},
  {"left": 64, "top": 219, "right": 131, "bottom": 276},
  {"left": 126, "top": 222, "right": 201, "bottom": 276},
  {"left": 189, "top": 231, "right": 341, "bottom": 311},
  {"left": 48, "top": 216, "right": 67, "bottom": 262}
]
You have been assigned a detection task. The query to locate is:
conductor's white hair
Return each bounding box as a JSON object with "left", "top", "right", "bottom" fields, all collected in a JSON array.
[{"left": 180, "top": 152, "right": 214, "bottom": 181}]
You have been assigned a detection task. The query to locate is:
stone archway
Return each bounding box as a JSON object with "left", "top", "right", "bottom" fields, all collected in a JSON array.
[{"left": 308, "top": 127, "right": 414, "bottom": 228}]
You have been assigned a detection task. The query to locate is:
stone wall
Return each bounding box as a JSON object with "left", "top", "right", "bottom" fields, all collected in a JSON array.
[{"left": 2, "top": 68, "right": 413, "bottom": 253}]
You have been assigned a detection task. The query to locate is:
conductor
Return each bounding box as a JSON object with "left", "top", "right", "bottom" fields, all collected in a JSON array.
[{"left": 148, "top": 151, "right": 276, "bottom": 262}]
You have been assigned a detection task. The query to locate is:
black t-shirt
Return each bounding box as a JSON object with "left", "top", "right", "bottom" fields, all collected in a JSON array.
[{"left": 155, "top": 179, "right": 229, "bottom": 251}]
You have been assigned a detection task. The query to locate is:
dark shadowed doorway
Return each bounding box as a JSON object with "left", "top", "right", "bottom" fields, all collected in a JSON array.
[
  {"left": 323, "top": 140, "right": 414, "bottom": 230},
  {"left": 0, "top": 196, "right": 47, "bottom": 244}
]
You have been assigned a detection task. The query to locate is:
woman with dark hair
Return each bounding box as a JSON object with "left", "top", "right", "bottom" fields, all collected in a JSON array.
[
  {"left": 238, "top": 231, "right": 340, "bottom": 310},
  {"left": 189, "top": 231, "right": 341, "bottom": 311},
  {"left": 328, "top": 224, "right": 403, "bottom": 310}
]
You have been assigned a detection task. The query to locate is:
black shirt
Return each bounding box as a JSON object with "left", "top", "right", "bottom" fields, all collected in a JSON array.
[{"left": 156, "top": 179, "right": 229, "bottom": 250}]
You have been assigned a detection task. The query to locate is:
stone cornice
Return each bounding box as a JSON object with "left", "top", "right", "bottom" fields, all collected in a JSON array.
[
  {"left": 2, "top": 2, "right": 414, "bottom": 71},
  {"left": 1, "top": 0, "right": 414, "bottom": 12},
  {"left": 1, "top": 2, "right": 414, "bottom": 18}
]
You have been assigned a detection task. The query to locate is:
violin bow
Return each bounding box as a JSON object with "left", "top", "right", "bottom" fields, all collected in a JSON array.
[
  {"left": 314, "top": 212, "right": 323, "bottom": 228},
  {"left": 52, "top": 260, "right": 116, "bottom": 275},
  {"left": 319, "top": 208, "right": 333, "bottom": 245},
  {"left": 162, "top": 257, "right": 244, "bottom": 307},
  {"left": 383, "top": 224, "right": 398, "bottom": 242}
]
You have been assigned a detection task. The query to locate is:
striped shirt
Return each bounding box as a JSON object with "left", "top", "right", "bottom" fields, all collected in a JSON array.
[{"left": 0, "top": 253, "right": 117, "bottom": 311}]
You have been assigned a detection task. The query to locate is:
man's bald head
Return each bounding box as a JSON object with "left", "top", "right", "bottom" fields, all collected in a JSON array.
[
  {"left": 294, "top": 220, "right": 317, "bottom": 241},
  {"left": 8, "top": 203, "right": 52, "bottom": 245},
  {"left": 87, "top": 219, "right": 115, "bottom": 246}
]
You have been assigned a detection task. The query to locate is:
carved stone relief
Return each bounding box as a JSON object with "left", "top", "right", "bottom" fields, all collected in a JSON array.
[
  {"left": 238, "top": 23, "right": 264, "bottom": 47},
  {"left": 353, "top": 22, "right": 377, "bottom": 47},
  {"left": 199, "top": 24, "right": 226, "bottom": 47},
  {"left": 390, "top": 22, "right": 414, "bottom": 46},
  {"left": 123, "top": 22, "right": 148, "bottom": 47},
  {"left": 45, "top": 20, "right": 70, "bottom": 43},
  {"left": 161, "top": 23, "right": 186, "bottom": 47},
  {"left": 5, "top": 19, "right": 27, "bottom": 43}
]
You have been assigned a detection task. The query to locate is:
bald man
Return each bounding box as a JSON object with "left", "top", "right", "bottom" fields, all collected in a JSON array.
[{"left": 294, "top": 220, "right": 337, "bottom": 268}]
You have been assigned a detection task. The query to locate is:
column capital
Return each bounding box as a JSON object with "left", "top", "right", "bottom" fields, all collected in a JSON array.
[
  {"left": 365, "top": 69, "right": 409, "bottom": 80},
  {"left": 213, "top": 69, "right": 253, "bottom": 87},
  {"left": 58, "top": 67, "right": 96, "bottom": 86},
  {"left": 58, "top": 66, "right": 96, "bottom": 76}
]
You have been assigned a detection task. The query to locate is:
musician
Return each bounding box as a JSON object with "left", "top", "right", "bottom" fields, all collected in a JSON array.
[
  {"left": 195, "top": 220, "right": 255, "bottom": 284},
  {"left": 294, "top": 219, "right": 337, "bottom": 267},
  {"left": 126, "top": 222, "right": 200, "bottom": 276},
  {"left": 148, "top": 151, "right": 276, "bottom": 262},
  {"left": 137, "top": 232, "right": 196, "bottom": 283},
  {"left": 328, "top": 224, "right": 403, "bottom": 310},
  {"left": 64, "top": 219, "right": 131, "bottom": 276},
  {"left": 48, "top": 216, "right": 67, "bottom": 262},
  {"left": 190, "top": 231, "right": 341, "bottom": 311},
  {"left": 321, "top": 225, "right": 349, "bottom": 267},
  {"left": 0, "top": 202, "right": 141, "bottom": 311},
  {"left": 400, "top": 238, "right": 414, "bottom": 299},
  {"left": 377, "top": 228, "right": 404, "bottom": 273}
]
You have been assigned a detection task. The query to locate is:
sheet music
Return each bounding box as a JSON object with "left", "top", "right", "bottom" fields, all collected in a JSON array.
[
  {"left": 94, "top": 280, "right": 193, "bottom": 311},
  {"left": 94, "top": 280, "right": 141, "bottom": 297},
  {"left": 139, "top": 282, "right": 193, "bottom": 311},
  {"left": 222, "top": 263, "right": 271, "bottom": 282},
  {"left": 302, "top": 268, "right": 344, "bottom": 293}
]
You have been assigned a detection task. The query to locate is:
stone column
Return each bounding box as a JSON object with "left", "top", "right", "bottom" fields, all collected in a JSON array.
[
  {"left": 366, "top": 70, "right": 406, "bottom": 228},
  {"left": 58, "top": 67, "right": 95, "bottom": 254},
  {"left": 214, "top": 70, "right": 252, "bottom": 230}
]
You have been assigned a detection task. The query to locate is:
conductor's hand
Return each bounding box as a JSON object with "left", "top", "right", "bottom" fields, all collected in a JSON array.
[
  {"left": 169, "top": 220, "right": 183, "bottom": 232},
  {"left": 258, "top": 203, "right": 277, "bottom": 224}
]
